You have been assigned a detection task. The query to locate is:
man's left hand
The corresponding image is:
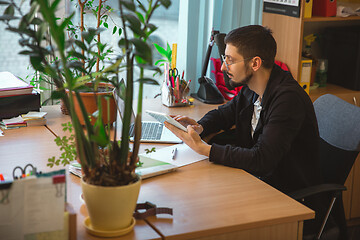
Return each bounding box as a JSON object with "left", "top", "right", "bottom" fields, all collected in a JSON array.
[{"left": 164, "top": 121, "right": 211, "bottom": 157}]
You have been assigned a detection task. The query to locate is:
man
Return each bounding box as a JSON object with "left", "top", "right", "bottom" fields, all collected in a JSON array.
[{"left": 164, "top": 25, "right": 321, "bottom": 195}]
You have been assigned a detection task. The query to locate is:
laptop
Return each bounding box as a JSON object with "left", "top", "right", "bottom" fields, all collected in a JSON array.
[{"left": 113, "top": 90, "right": 182, "bottom": 143}]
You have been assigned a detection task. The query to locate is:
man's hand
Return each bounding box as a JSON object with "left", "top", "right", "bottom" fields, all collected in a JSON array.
[
  {"left": 169, "top": 115, "right": 204, "bottom": 134},
  {"left": 164, "top": 121, "right": 211, "bottom": 157}
]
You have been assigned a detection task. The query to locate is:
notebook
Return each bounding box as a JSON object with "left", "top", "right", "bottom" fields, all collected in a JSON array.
[
  {"left": 114, "top": 90, "right": 182, "bottom": 143},
  {"left": 69, "top": 157, "right": 178, "bottom": 180}
]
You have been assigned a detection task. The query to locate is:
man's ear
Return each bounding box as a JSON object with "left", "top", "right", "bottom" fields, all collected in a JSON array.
[{"left": 251, "top": 56, "right": 262, "bottom": 71}]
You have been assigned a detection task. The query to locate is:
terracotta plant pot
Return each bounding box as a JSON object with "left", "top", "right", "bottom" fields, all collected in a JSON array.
[
  {"left": 81, "top": 176, "right": 141, "bottom": 234},
  {"left": 68, "top": 83, "right": 116, "bottom": 125}
]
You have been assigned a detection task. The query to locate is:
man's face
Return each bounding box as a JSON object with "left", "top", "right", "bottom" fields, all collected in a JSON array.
[{"left": 220, "top": 44, "right": 253, "bottom": 88}]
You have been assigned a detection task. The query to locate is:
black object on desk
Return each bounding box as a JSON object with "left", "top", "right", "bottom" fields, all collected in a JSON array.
[
  {"left": 191, "top": 30, "right": 225, "bottom": 104},
  {"left": 0, "top": 91, "right": 40, "bottom": 120}
]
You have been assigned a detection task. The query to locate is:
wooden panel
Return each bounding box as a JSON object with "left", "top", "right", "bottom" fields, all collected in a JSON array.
[
  {"left": 262, "top": 13, "right": 303, "bottom": 80},
  {"left": 344, "top": 164, "right": 355, "bottom": 220},
  {"left": 351, "top": 154, "right": 360, "bottom": 219},
  {"left": 195, "top": 222, "right": 299, "bottom": 240}
]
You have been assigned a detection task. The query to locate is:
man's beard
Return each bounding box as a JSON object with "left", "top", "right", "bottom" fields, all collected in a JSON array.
[{"left": 229, "top": 71, "right": 253, "bottom": 88}]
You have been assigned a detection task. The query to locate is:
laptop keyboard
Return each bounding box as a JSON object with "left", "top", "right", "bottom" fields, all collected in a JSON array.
[{"left": 129, "top": 122, "right": 163, "bottom": 140}]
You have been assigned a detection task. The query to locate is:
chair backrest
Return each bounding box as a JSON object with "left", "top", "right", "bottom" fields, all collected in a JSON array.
[{"left": 314, "top": 94, "right": 360, "bottom": 184}]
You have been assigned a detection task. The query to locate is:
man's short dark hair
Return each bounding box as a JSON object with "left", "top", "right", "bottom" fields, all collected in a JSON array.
[{"left": 224, "top": 25, "right": 277, "bottom": 69}]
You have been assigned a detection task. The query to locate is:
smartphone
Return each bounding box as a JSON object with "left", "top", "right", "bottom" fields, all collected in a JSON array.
[{"left": 146, "top": 110, "right": 188, "bottom": 132}]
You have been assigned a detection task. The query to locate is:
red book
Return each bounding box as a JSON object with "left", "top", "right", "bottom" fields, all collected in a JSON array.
[{"left": 0, "top": 72, "right": 34, "bottom": 97}]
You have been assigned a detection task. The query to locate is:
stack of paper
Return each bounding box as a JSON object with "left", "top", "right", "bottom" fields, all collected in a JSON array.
[
  {"left": 22, "top": 111, "right": 47, "bottom": 126},
  {"left": 0, "top": 116, "right": 26, "bottom": 129},
  {"left": 0, "top": 72, "right": 34, "bottom": 97}
]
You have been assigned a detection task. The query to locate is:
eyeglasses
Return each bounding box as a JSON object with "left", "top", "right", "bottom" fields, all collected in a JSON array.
[{"left": 221, "top": 55, "right": 253, "bottom": 71}]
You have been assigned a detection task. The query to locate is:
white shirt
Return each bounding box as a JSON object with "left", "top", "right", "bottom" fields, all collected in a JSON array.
[{"left": 251, "top": 97, "right": 262, "bottom": 137}]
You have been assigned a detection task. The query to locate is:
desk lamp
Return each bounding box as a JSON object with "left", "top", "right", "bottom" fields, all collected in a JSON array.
[{"left": 191, "top": 30, "right": 227, "bottom": 104}]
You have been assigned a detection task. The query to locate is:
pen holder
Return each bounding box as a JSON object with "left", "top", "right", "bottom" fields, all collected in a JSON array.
[{"left": 161, "top": 80, "right": 190, "bottom": 107}]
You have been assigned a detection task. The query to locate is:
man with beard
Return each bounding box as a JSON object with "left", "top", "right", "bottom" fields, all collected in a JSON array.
[{"left": 165, "top": 25, "right": 321, "bottom": 195}]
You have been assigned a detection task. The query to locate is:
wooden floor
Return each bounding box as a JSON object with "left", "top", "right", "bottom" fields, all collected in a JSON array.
[{"left": 349, "top": 225, "right": 360, "bottom": 240}]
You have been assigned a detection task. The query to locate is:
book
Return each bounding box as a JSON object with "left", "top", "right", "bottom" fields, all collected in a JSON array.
[
  {"left": 0, "top": 116, "right": 27, "bottom": 129},
  {"left": 22, "top": 111, "right": 47, "bottom": 126},
  {"left": 25, "top": 118, "right": 47, "bottom": 126},
  {"left": 0, "top": 72, "right": 34, "bottom": 97}
]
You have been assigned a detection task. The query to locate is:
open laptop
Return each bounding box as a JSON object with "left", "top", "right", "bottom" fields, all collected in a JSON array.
[{"left": 113, "top": 90, "right": 182, "bottom": 143}]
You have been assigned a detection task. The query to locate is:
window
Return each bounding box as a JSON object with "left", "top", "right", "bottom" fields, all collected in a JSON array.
[{"left": 0, "top": 0, "right": 179, "bottom": 103}]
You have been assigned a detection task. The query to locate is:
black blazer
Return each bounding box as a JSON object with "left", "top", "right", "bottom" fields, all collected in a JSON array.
[{"left": 198, "top": 65, "right": 322, "bottom": 193}]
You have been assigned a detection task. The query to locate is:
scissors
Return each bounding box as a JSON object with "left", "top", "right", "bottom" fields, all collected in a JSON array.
[
  {"left": 169, "top": 68, "right": 179, "bottom": 78},
  {"left": 12, "top": 163, "right": 37, "bottom": 179}
]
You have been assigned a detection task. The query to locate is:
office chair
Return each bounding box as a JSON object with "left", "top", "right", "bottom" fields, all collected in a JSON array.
[{"left": 289, "top": 94, "right": 360, "bottom": 240}]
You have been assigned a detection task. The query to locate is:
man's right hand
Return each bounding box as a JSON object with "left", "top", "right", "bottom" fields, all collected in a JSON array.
[{"left": 170, "top": 115, "right": 204, "bottom": 134}]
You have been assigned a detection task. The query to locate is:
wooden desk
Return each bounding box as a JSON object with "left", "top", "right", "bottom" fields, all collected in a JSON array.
[{"left": 0, "top": 99, "right": 314, "bottom": 240}]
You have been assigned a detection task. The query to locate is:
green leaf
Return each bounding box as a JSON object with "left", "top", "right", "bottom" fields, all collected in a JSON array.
[
  {"left": 135, "top": 55, "right": 146, "bottom": 65},
  {"left": 131, "top": 38, "right": 152, "bottom": 64},
  {"left": 26, "top": 1, "right": 40, "bottom": 23},
  {"left": 118, "top": 27, "right": 122, "bottom": 36},
  {"left": 30, "top": 17, "right": 43, "bottom": 25},
  {"left": 124, "top": 13, "right": 146, "bottom": 38},
  {"left": 82, "top": 28, "right": 103, "bottom": 44},
  {"left": 146, "top": 23, "right": 157, "bottom": 36},
  {"left": 120, "top": 0, "right": 135, "bottom": 11},
  {"left": 112, "top": 26, "right": 117, "bottom": 34},
  {"left": 154, "top": 59, "right": 167, "bottom": 66},
  {"left": 68, "top": 50, "right": 86, "bottom": 60},
  {"left": 4, "top": 4, "right": 14, "bottom": 16},
  {"left": 51, "top": 90, "right": 65, "bottom": 100},
  {"left": 36, "top": 22, "right": 48, "bottom": 40},
  {"left": 160, "top": 0, "right": 171, "bottom": 9},
  {"left": 19, "top": 50, "right": 39, "bottom": 56},
  {"left": 136, "top": 0, "right": 146, "bottom": 13},
  {"left": 118, "top": 38, "right": 126, "bottom": 48},
  {"left": 154, "top": 43, "right": 168, "bottom": 58},
  {"left": 135, "top": 12, "right": 145, "bottom": 24},
  {"left": 103, "top": 22, "right": 108, "bottom": 28},
  {"left": 74, "top": 40, "right": 87, "bottom": 51},
  {"left": 30, "top": 56, "right": 45, "bottom": 72},
  {"left": 136, "top": 78, "right": 159, "bottom": 85}
]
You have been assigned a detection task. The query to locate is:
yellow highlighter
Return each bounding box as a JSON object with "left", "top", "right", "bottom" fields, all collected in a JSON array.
[{"left": 171, "top": 43, "right": 177, "bottom": 69}]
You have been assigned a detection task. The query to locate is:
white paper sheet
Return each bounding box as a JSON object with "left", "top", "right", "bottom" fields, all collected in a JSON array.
[
  {"left": 140, "top": 143, "right": 208, "bottom": 167},
  {"left": 23, "top": 177, "right": 64, "bottom": 234}
]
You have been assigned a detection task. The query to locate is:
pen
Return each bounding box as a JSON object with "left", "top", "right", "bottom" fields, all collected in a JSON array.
[{"left": 172, "top": 148, "right": 177, "bottom": 160}]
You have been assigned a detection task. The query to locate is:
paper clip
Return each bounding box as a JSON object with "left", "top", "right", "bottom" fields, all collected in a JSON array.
[
  {"left": 0, "top": 181, "right": 12, "bottom": 204},
  {"left": 12, "top": 163, "right": 37, "bottom": 180},
  {"left": 53, "top": 174, "right": 66, "bottom": 198}
]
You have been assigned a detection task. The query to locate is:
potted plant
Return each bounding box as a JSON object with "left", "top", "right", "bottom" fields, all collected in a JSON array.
[{"left": 0, "top": 0, "right": 171, "bottom": 235}]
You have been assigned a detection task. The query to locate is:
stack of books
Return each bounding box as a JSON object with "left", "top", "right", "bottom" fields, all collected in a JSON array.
[
  {"left": 0, "top": 116, "right": 27, "bottom": 129},
  {"left": 22, "top": 111, "right": 47, "bottom": 126},
  {"left": 0, "top": 112, "right": 47, "bottom": 129}
]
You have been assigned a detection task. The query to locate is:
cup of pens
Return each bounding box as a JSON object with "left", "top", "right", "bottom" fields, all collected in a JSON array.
[{"left": 162, "top": 63, "right": 191, "bottom": 107}]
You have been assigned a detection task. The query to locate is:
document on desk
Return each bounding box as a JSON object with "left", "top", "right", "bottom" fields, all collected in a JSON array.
[
  {"left": 0, "top": 171, "right": 65, "bottom": 240},
  {"left": 139, "top": 143, "right": 208, "bottom": 167}
]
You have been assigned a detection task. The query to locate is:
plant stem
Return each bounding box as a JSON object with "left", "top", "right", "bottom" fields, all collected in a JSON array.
[
  {"left": 78, "top": 0, "right": 88, "bottom": 74},
  {"left": 96, "top": 0, "right": 103, "bottom": 72},
  {"left": 118, "top": 0, "right": 132, "bottom": 165}
]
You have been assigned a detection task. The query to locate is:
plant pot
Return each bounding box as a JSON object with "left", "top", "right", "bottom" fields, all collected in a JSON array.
[
  {"left": 68, "top": 83, "right": 116, "bottom": 125},
  {"left": 81, "top": 176, "right": 141, "bottom": 235}
]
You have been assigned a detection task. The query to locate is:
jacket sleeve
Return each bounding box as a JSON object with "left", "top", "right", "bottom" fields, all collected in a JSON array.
[
  {"left": 198, "top": 94, "right": 239, "bottom": 138},
  {"left": 209, "top": 91, "right": 307, "bottom": 177}
]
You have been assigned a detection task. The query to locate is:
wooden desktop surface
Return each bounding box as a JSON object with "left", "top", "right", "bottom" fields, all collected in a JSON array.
[{"left": 0, "top": 99, "right": 314, "bottom": 240}]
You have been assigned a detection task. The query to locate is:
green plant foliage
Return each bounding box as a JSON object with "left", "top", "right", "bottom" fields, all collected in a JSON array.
[{"left": 0, "top": 0, "right": 172, "bottom": 186}]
